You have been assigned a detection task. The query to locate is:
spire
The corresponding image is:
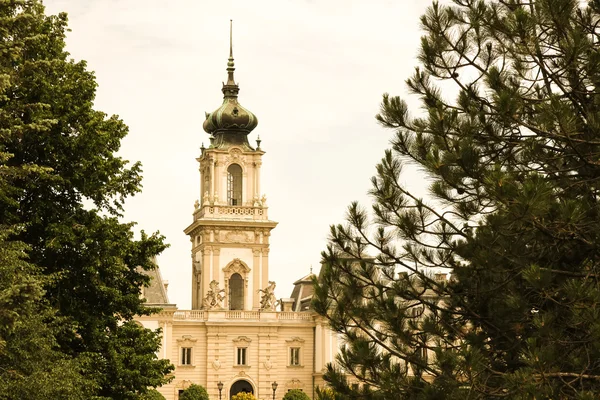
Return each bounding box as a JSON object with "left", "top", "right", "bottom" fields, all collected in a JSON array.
[
  {"left": 203, "top": 21, "right": 258, "bottom": 144},
  {"left": 226, "top": 19, "right": 236, "bottom": 86}
]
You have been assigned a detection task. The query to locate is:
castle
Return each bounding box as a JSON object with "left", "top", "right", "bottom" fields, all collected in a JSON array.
[{"left": 136, "top": 26, "right": 337, "bottom": 400}]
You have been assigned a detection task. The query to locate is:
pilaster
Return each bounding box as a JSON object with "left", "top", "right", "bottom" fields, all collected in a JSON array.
[{"left": 252, "top": 248, "right": 261, "bottom": 309}]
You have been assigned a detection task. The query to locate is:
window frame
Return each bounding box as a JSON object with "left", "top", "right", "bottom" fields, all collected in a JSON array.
[
  {"left": 180, "top": 347, "right": 193, "bottom": 366},
  {"left": 227, "top": 163, "right": 243, "bottom": 206},
  {"left": 236, "top": 347, "right": 247, "bottom": 366},
  {"left": 290, "top": 347, "right": 301, "bottom": 366}
]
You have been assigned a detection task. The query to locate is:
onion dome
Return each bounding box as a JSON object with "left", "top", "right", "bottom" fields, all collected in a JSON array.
[{"left": 203, "top": 23, "right": 258, "bottom": 138}]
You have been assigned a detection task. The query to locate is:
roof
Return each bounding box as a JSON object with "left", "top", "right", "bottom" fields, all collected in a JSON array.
[{"left": 141, "top": 263, "right": 171, "bottom": 305}]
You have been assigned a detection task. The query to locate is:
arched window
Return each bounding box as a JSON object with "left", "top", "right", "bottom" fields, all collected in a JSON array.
[
  {"left": 227, "top": 164, "right": 242, "bottom": 206},
  {"left": 229, "top": 273, "right": 244, "bottom": 310}
]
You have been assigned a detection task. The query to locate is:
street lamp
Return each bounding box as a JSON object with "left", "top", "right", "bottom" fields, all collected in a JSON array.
[
  {"left": 217, "top": 381, "right": 223, "bottom": 400},
  {"left": 271, "top": 381, "right": 278, "bottom": 400}
]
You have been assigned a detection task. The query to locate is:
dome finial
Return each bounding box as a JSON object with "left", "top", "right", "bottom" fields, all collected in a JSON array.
[{"left": 226, "top": 19, "right": 235, "bottom": 86}]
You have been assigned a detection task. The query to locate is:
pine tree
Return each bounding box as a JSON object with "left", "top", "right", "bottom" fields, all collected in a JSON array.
[
  {"left": 314, "top": 0, "right": 600, "bottom": 398},
  {"left": 0, "top": 1, "right": 173, "bottom": 398}
]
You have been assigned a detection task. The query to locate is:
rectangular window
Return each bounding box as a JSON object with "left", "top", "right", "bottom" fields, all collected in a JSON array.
[
  {"left": 290, "top": 347, "right": 301, "bottom": 366},
  {"left": 181, "top": 347, "right": 192, "bottom": 365},
  {"left": 418, "top": 346, "right": 428, "bottom": 362},
  {"left": 237, "top": 347, "right": 247, "bottom": 365}
]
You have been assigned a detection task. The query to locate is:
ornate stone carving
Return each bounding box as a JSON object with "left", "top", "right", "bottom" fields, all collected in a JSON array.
[
  {"left": 175, "top": 380, "right": 194, "bottom": 390},
  {"left": 285, "top": 379, "right": 302, "bottom": 390},
  {"left": 263, "top": 357, "right": 272, "bottom": 370},
  {"left": 222, "top": 230, "right": 253, "bottom": 243},
  {"left": 176, "top": 335, "right": 197, "bottom": 346},
  {"left": 202, "top": 280, "right": 225, "bottom": 310},
  {"left": 286, "top": 336, "right": 306, "bottom": 345},
  {"left": 211, "top": 359, "right": 221, "bottom": 370},
  {"left": 232, "top": 336, "right": 252, "bottom": 345},
  {"left": 258, "top": 281, "right": 279, "bottom": 311},
  {"left": 223, "top": 258, "right": 251, "bottom": 275}
]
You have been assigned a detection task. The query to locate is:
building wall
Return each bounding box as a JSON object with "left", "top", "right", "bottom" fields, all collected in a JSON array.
[{"left": 138, "top": 310, "right": 330, "bottom": 400}]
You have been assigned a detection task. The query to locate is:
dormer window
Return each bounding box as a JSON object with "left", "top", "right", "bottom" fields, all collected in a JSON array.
[{"left": 227, "top": 164, "right": 242, "bottom": 206}]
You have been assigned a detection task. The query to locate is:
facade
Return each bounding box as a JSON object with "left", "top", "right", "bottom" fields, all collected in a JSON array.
[{"left": 136, "top": 33, "right": 337, "bottom": 400}]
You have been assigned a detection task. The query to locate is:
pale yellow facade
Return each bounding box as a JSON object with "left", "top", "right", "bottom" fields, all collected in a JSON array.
[{"left": 136, "top": 36, "right": 337, "bottom": 400}]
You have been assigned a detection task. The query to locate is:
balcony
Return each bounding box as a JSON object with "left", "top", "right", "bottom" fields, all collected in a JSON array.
[
  {"left": 193, "top": 204, "right": 268, "bottom": 221},
  {"left": 172, "top": 310, "right": 314, "bottom": 322}
]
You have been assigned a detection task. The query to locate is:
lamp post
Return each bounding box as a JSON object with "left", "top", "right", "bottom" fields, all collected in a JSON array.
[
  {"left": 217, "top": 381, "right": 223, "bottom": 400},
  {"left": 271, "top": 381, "right": 278, "bottom": 400}
]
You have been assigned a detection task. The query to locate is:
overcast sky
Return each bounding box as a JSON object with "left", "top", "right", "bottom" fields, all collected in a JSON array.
[{"left": 43, "top": 0, "right": 432, "bottom": 309}]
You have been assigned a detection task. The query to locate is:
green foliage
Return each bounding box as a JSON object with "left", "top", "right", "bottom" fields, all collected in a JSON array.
[
  {"left": 314, "top": 0, "right": 600, "bottom": 399},
  {"left": 179, "top": 384, "right": 209, "bottom": 400},
  {"left": 231, "top": 393, "right": 257, "bottom": 400},
  {"left": 0, "top": 225, "right": 95, "bottom": 399},
  {"left": 315, "top": 387, "right": 343, "bottom": 400},
  {"left": 141, "top": 390, "right": 166, "bottom": 400},
  {"left": 0, "top": 0, "right": 173, "bottom": 398},
  {"left": 283, "top": 389, "right": 310, "bottom": 400}
]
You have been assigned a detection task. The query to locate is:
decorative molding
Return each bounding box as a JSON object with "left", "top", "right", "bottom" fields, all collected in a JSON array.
[
  {"left": 285, "top": 379, "right": 303, "bottom": 390},
  {"left": 263, "top": 358, "right": 273, "bottom": 370},
  {"left": 211, "top": 359, "right": 221, "bottom": 370},
  {"left": 175, "top": 380, "right": 194, "bottom": 390},
  {"left": 219, "top": 230, "right": 254, "bottom": 243},
  {"left": 285, "top": 336, "right": 306, "bottom": 345},
  {"left": 176, "top": 335, "right": 198, "bottom": 345},
  {"left": 223, "top": 258, "right": 251, "bottom": 275},
  {"left": 232, "top": 336, "right": 252, "bottom": 346}
]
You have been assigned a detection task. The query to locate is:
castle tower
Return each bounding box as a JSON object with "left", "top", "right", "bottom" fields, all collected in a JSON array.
[{"left": 184, "top": 24, "right": 277, "bottom": 311}]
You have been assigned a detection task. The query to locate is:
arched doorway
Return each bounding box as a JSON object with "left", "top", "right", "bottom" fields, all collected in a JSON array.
[{"left": 230, "top": 379, "right": 253, "bottom": 398}]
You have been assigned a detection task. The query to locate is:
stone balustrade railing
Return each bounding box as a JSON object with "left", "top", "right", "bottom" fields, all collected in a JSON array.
[
  {"left": 193, "top": 205, "right": 268, "bottom": 221},
  {"left": 172, "top": 310, "right": 313, "bottom": 322}
]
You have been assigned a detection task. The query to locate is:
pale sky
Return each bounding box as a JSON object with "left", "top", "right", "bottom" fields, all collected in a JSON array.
[{"left": 43, "top": 0, "right": 431, "bottom": 309}]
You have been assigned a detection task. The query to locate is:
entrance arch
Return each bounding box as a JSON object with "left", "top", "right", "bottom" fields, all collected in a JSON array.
[{"left": 230, "top": 379, "right": 254, "bottom": 398}]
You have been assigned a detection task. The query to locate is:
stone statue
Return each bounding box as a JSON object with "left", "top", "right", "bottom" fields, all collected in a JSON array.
[
  {"left": 194, "top": 199, "right": 200, "bottom": 209},
  {"left": 258, "top": 281, "right": 279, "bottom": 311},
  {"left": 260, "top": 194, "right": 267, "bottom": 206},
  {"left": 202, "top": 280, "right": 225, "bottom": 310},
  {"left": 203, "top": 191, "right": 210, "bottom": 205}
]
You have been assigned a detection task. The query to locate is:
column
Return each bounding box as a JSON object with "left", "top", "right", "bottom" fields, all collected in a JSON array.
[
  {"left": 315, "top": 323, "right": 323, "bottom": 372},
  {"left": 255, "top": 160, "right": 262, "bottom": 197},
  {"left": 253, "top": 248, "right": 261, "bottom": 309},
  {"left": 202, "top": 247, "right": 212, "bottom": 304},
  {"left": 209, "top": 157, "right": 215, "bottom": 198},
  {"left": 261, "top": 248, "right": 269, "bottom": 290},
  {"left": 212, "top": 247, "right": 220, "bottom": 286}
]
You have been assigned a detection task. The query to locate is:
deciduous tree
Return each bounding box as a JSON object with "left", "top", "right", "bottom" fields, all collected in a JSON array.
[
  {"left": 179, "top": 384, "right": 209, "bottom": 400},
  {"left": 0, "top": 1, "right": 173, "bottom": 398},
  {"left": 283, "top": 389, "right": 310, "bottom": 400}
]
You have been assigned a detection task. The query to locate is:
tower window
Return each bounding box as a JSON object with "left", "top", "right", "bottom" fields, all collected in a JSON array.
[
  {"left": 229, "top": 273, "right": 244, "bottom": 310},
  {"left": 227, "top": 164, "right": 242, "bottom": 206}
]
